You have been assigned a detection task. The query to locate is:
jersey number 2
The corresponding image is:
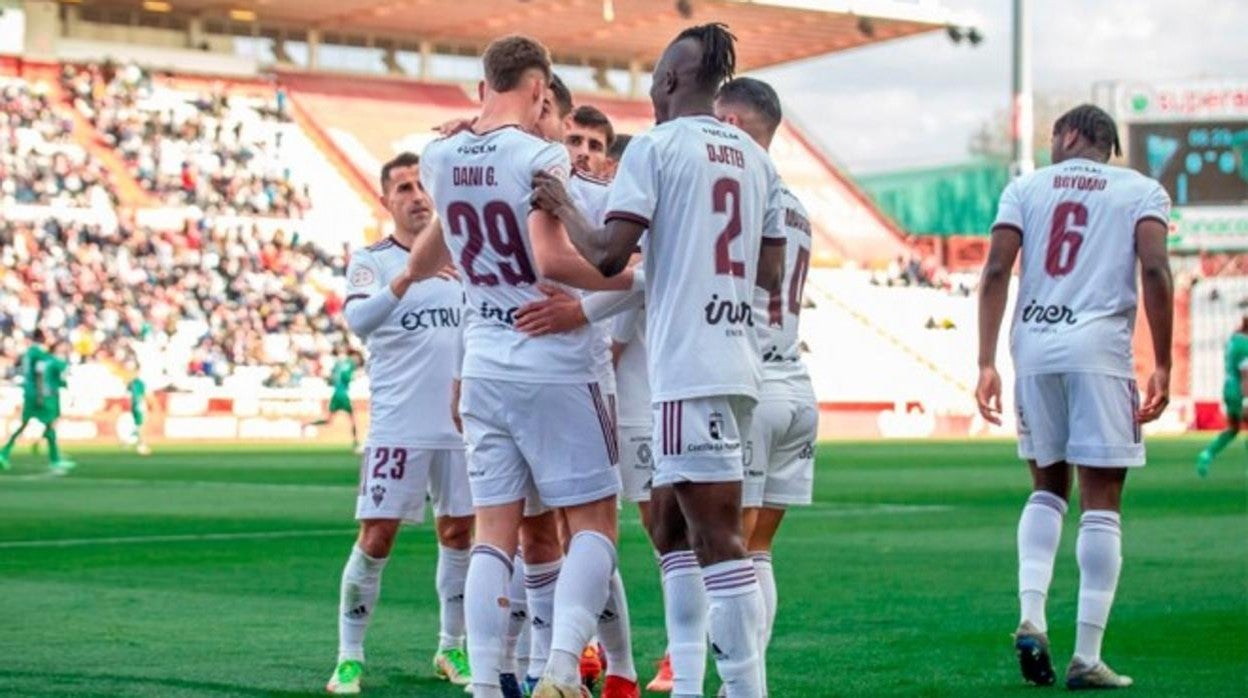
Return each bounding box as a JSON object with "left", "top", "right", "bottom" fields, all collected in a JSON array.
[
  {"left": 446, "top": 201, "right": 537, "bottom": 286},
  {"left": 713, "top": 178, "right": 745, "bottom": 277},
  {"left": 1045, "top": 202, "right": 1087, "bottom": 277}
]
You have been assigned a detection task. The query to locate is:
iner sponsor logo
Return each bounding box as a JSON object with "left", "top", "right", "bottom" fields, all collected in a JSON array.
[
  {"left": 479, "top": 300, "right": 521, "bottom": 326},
  {"left": 400, "top": 306, "right": 462, "bottom": 330},
  {"left": 704, "top": 294, "right": 754, "bottom": 327},
  {"left": 1021, "top": 299, "right": 1077, "bottom": 325}
]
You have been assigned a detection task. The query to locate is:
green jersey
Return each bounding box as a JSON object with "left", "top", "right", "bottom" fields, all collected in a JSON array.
[
  {"left": 330, "top": 359, "right": 355, "bottom": 395},
  {"left": 20, "top": 346, "right": 48, "bottom": 404},
  {"left": 22, "top": 347, "right": 67, "bottom": 411},
  {"left": 129, "top": 377, "right": 147, "bottom": 411},
  {"left": 1226, "top": 333, "right": 1248, "bottom": 396}
]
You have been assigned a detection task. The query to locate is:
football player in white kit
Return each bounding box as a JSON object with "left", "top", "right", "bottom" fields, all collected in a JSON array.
[
  {"left": 533, "top": 24, "right": 785, "bottom": 698},
  {"left": 327, "top": 153, "right": 476, "bottom": 694},
  {"left": 714, "top": 77, "right": 817, "bottom": 693},
  {"left": 976, "top": 105, "right": 1173, "bottom": 690},
  {"left": 402, "top": 36, "right": 635, "bottom": 698}
]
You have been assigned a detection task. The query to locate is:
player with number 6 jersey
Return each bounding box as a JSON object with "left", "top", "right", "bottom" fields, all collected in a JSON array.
[{"left": 977, "top": 104, "right": 1173, "bottom": 691}]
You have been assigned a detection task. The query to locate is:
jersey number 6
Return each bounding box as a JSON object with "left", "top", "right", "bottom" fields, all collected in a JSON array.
[{"left": 1046, "top": 201, "right": 1087, "bottom": 277}]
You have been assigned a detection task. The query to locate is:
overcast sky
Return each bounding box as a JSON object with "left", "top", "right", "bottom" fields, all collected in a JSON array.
[{"left": 757, "top": 0, "right": 1248, "bottom": 173}]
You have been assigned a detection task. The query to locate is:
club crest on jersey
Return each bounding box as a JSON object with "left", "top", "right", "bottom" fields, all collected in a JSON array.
[
  {"left": 349, "top": 266, "right": 376, "bottom": 288},
  {"left": 370, "top": 484, "right": 386, "bottom": 506},
  {"left": 1021, "top": 299, "right": 1077, "bottom": 326},
  {"left": 709, "top": 411, "right": 725, "bottom": 440}
]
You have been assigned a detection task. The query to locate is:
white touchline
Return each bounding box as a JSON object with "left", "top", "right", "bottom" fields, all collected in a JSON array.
[
  {"left": 3, "top": 475, "right": 354, "bottom": 491},
  {"left": 0, "top": 528, "right": 357, "bottom": 549}
]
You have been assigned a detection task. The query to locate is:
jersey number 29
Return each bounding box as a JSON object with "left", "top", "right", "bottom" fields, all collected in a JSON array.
[{"left": 447, "top": 201, "right": 537, "bottom": 287}]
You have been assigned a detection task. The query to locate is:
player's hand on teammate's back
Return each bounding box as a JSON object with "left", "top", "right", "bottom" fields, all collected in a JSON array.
[
  {"left": 435, "top": 265, "right": 460, "bottom": 282},
  {"left": 515, "top": 283, "right": 587, "bottom": 336},
  {"left": 975, "top": 365, "right": 1003, "bottom": 426},
  {"left": 531, "top": 170, "right": 573, "bottom": 215},
  {"left": 1136, "top": 367, "right": 1171, "bottom": 424},
  {"left": 434, "top": 116, "right": 475, "bottom": 136}
]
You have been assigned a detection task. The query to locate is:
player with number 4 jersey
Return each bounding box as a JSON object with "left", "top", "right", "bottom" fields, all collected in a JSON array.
[{"left": 977, "top": 104, "right": 1173, "bottom": 692}]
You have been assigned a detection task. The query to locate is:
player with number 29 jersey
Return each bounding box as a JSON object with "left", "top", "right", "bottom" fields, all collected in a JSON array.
[
  {"left": 420, "top": 126, "right": 597, "bottom": 385},
  {"left": 420, "top": 124, "right": 621, "bottom": 509},
  {"left": 995, "top": 159, "right": 1170, "bottom": 381}
]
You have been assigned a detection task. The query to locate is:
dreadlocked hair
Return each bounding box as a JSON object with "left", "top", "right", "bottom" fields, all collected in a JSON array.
[
  {"left": 1053, "top": 104, "right": 1122, "bottom": 158},
  {"left": 675, "top": 22, "right": 737, "bottom": 92}
]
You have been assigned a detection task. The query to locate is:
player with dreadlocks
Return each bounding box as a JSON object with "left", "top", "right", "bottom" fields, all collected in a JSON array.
[
  {"left": 533, "top": 22, "right": 786, "bottom": 697},
  {"left": 977, "top": 103, "right": 1172, "bottom": 690}
]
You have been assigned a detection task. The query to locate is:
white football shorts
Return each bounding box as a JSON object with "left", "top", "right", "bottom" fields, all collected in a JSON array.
[
  {"left": 617, "top": 424, "right": 655, "bottom": 503},
  {"left": 652, "top": 395, "right": 755, "bottom": 487},
  {"left": 459, "top": 378, "right": 620, "bottom": 508},
  {"left": 1015, "top": 372, "right": 1144, "bottom": 468},
  {"left": 355, "top": 447, "right": 474, "bottom": 522},
  {"left": 743, "top": 394, "right": 818, "bottom": 508}
]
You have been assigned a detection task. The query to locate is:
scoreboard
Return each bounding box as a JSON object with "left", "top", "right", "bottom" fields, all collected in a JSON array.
[{"left": 1128, "top": 121, "right": 1248, "bottom": 206}]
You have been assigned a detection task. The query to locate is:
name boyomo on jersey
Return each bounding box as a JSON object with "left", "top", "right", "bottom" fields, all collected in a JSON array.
[
  {"left": 421, "top": 126, "right": 599, "bottom": 384},
  {"left": 993, "top": 158, "right": 1170, "bottom": 379}
]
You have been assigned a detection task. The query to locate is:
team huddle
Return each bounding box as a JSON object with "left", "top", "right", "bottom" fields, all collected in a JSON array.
[{"left": 327, "top": 21, "right": 1174, "bottom": 698}]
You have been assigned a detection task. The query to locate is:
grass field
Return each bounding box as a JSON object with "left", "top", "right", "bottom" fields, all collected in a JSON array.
[{"left": 0, "top": 437, "right": 1244, "bottom": 697}]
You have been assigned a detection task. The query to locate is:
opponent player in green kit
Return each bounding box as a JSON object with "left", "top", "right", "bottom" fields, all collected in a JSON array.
[
  {"left": 305, "top": 347, "right": 362, "bottom": 451},
  {"left": 1196, "top": 315, "right": 1248, "bottom": 476},
  {"left": 0, "top": 334, "right": 75, "bottom": 472},
  {"left": 128, "top": 369, "right": 155, "bottom": 456}
]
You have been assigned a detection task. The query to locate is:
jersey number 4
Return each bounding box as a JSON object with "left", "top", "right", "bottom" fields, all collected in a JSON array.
[
  {"left": 1046, "top": 202, "right": 1087, "bottom": 277},
  {"left": 446, "top": 201, "right": 537, "bottom": 286}
]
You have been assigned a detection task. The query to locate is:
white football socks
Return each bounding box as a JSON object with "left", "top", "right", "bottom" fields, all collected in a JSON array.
[
  {"left": 703, "top": 559, "right": 764, "bottom": 698},
  {"left": 501, "top": 553, "right": 528, "bottom": 675},
  {"left": 660, "top": 550, "right": 707, "bottom": 697},
  {"left": 598, "top": 568, "right": 637, "bottom": 681},
  {"left": 1017, "top": 490, "right": 1067, "bottom": 633},
  {"left": 465, "top": 545, "right": 513, "bottom": 695},
  {"left": 752, "top": 551, "right": 776, "bottom": 692},
  {"left": 524, "top": 557, "right": 562, "bottom": 679},
  {"left": 337, "top": 544, "right": 389, "bottom": 663},
  {"left": 547, "top": 531, "right": 617, "bottom": 686},
  {"left": 1075, "top": 510, "right": 1122, "bottom": 665},
  {"left": 437, "top": 544, "right": 471, "bottom": 651}
]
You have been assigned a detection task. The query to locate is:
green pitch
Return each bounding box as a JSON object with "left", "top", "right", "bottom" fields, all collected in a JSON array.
[{"left": 0, "top": 439, "right": 1243, "bottom": 697}]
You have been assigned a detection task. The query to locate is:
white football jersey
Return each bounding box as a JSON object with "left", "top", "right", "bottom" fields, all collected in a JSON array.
[
  {"left": 569, "top": 169, "right": 617, "bottom": 394},
  {"left": 611, "top": 306, "right": 651, "bottom": 428},
  {"left": 421, "top": 126, "right": 598, "bottom": 384},
  {"left": 606, "top": 115, "right": 784, "bottom": 402},
  {"left": 993, "top": 158, "right": 1170, "bottom": 379},
  {"left": 344, "top": 237, "right": 465, "bottom": 449},
  {"left": 753, "top": 181, "right": 813, "bottom": 397}
]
